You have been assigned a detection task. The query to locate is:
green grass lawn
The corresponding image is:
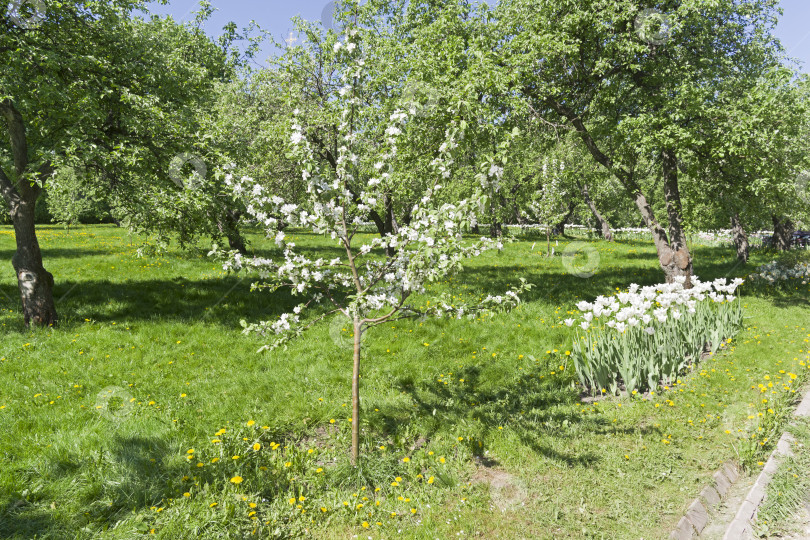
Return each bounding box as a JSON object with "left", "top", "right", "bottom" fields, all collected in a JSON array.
[{"left": 0, "top": 224, "right": 808, "bottom": 539}]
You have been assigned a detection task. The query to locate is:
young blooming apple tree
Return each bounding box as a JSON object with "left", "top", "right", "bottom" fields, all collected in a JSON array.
[
  {"left": 526, "top": 157, "right": 571, "bottom": 257},
  {"left": 214, "top": 25, "right": 531, "bottom": 465}
]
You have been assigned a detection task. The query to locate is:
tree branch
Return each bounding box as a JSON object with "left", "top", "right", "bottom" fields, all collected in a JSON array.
[
  {"left": 0, "top": 98, "right": 28, "bottom": 177},
  {"left": 0, "top": 165, "right": 19, "bottom": 205}
]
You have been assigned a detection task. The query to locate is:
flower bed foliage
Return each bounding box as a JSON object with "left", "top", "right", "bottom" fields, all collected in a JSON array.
[
  {"left": 567, "top": 277, "right": 745, "bottom": 395},
  {"left": 748, "top": 259, "right": 810, "bottom": 287}
]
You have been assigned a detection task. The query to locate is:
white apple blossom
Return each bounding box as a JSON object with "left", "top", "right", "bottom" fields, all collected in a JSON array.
[{"left": 212, "top": 25, "right": 530, "bottom": 355}]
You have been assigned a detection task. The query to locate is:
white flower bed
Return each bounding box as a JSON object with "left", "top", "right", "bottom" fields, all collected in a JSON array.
[
  {"left": 748, "top": 260, "right": 810, "bottom": 286},
  {"left": 567, "top": 276, "right": 744, "bottom": 395}
]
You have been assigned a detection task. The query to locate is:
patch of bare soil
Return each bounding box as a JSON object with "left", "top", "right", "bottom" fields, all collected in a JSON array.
[{"left": 471, "top": 458, "right": 528, "bottom": 513}]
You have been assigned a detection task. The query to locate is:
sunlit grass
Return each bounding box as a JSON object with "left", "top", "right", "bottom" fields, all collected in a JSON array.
[{"left": 0, "top": 224, "right": 808, "bottom": 538}]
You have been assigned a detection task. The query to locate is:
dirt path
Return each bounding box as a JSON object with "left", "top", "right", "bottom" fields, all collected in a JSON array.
[{"left": 700, "top": 469, "right": 758, "bottom": 540}]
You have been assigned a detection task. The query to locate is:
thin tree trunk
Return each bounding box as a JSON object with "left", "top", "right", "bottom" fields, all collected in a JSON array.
[
  {"left": 771, "top": 215, "right": 794, "bottom": 251},
  {"left": 580, "top": 182, "right": 613, "bottom": 241},
  {"left": 489, "top": 200, "right": 502, "bottom": 238},
  {"left": 1, "top": 99, "right": 58, "bottom": 326},
  {"left": 730, "top": 213, "right": 749, "bottom": 262},
  {"left": 383, "top": 194, "right": 394, "bottom": 257},
  {"left": 350, "top": 316, "right": 362, "bottom": 465}
]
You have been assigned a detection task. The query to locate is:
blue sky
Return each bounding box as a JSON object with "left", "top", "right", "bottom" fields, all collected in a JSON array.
[{"left": 141, "top": 0, "right": 810, "bottom": 72}]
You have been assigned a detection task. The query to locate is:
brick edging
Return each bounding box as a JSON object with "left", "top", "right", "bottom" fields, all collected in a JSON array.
[
  {"left": 669, "top": 461, "right": 740, "bottom": 539},
  {"left": 722, "top": 386, "right": 810, "bottom": 539}
]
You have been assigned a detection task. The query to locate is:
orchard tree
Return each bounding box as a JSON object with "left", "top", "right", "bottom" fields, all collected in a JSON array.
[
  {"left": 524, "top": 157, "right": 571, "bottom": 255},
  {"left": 262, "top": 0, "right": 511, "bottom": 244},
  {"left": 678, "top": 67, "right": 810, "bottom": 257},
  {"left": 105, "top": 6, "right": 263, "bottom": 255},
  {"left": 215, "top": 23, "right": 530, "bottom": 464},
  {"left": 495, "top": 0, "right": 789, "bottom": 284},
  {"left": 1, "top": 1, "right": 237, "bottom": 325}
]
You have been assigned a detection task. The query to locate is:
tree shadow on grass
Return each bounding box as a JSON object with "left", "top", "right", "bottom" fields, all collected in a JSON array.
[
  {"left": 450, "top": 242, "right": 774, "bottom": 308},
  {"left": 742, "top": 286, "right": 810, "bottom": 309},
  {"left": 0, "top": 428, "right": 301, "bottom": 538},
  {"left": 0, "top": 276, "right": 296, "bottom": 332},
  {"left": 371, "top": 361, "right": 661, "bottom": 470},
  {"left": 0, "top": 248, "right": 107, "bottom": 261},
  {"left": 0, "top": 235, "right": 793, "bottom": 335},
  {"left": 0, "top": 503, "right": 63, "bottom": 539},
  {"left": 0, "top": 434, "right": 182, "bottom": 539},
  {"left": 447, "top": 262, "right": 665, "bottom": 306}
]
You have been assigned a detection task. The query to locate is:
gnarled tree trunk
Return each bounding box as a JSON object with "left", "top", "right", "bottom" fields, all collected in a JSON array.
[
  {"left": 730, "top": 213, "right": 749, "bottom": 262},
  {"left": 367, "top": 194, "right": 398, "bottom": 257},
  {"left": 550, "top": 97, "right": 692, "bottom": 286},
  {"left": 216, "top": 208, "right": 247, "bottom": 255},
  {"left": 659, "top": 149, "right": 693, "bottom": 285},
  {"left": 771, "top": 215, "right": 794, "bottom": 251},
  {"left": 9, "top": 196, "right": 57, "bottom": 326},
  {"left": 488, "top": 193, "right": 503, "bottom": 238},
  {"left": 1, "top": 100, "right": 58, "bottom": 326},
  {"left": 579, "top": 182, "right": 613, "bottom": 241},
  {"left": 383, "top": 194, "right": 394, "bottom": 257},
  {"left": 553, "top": 201, "right": 576, "bottom": 237}
]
